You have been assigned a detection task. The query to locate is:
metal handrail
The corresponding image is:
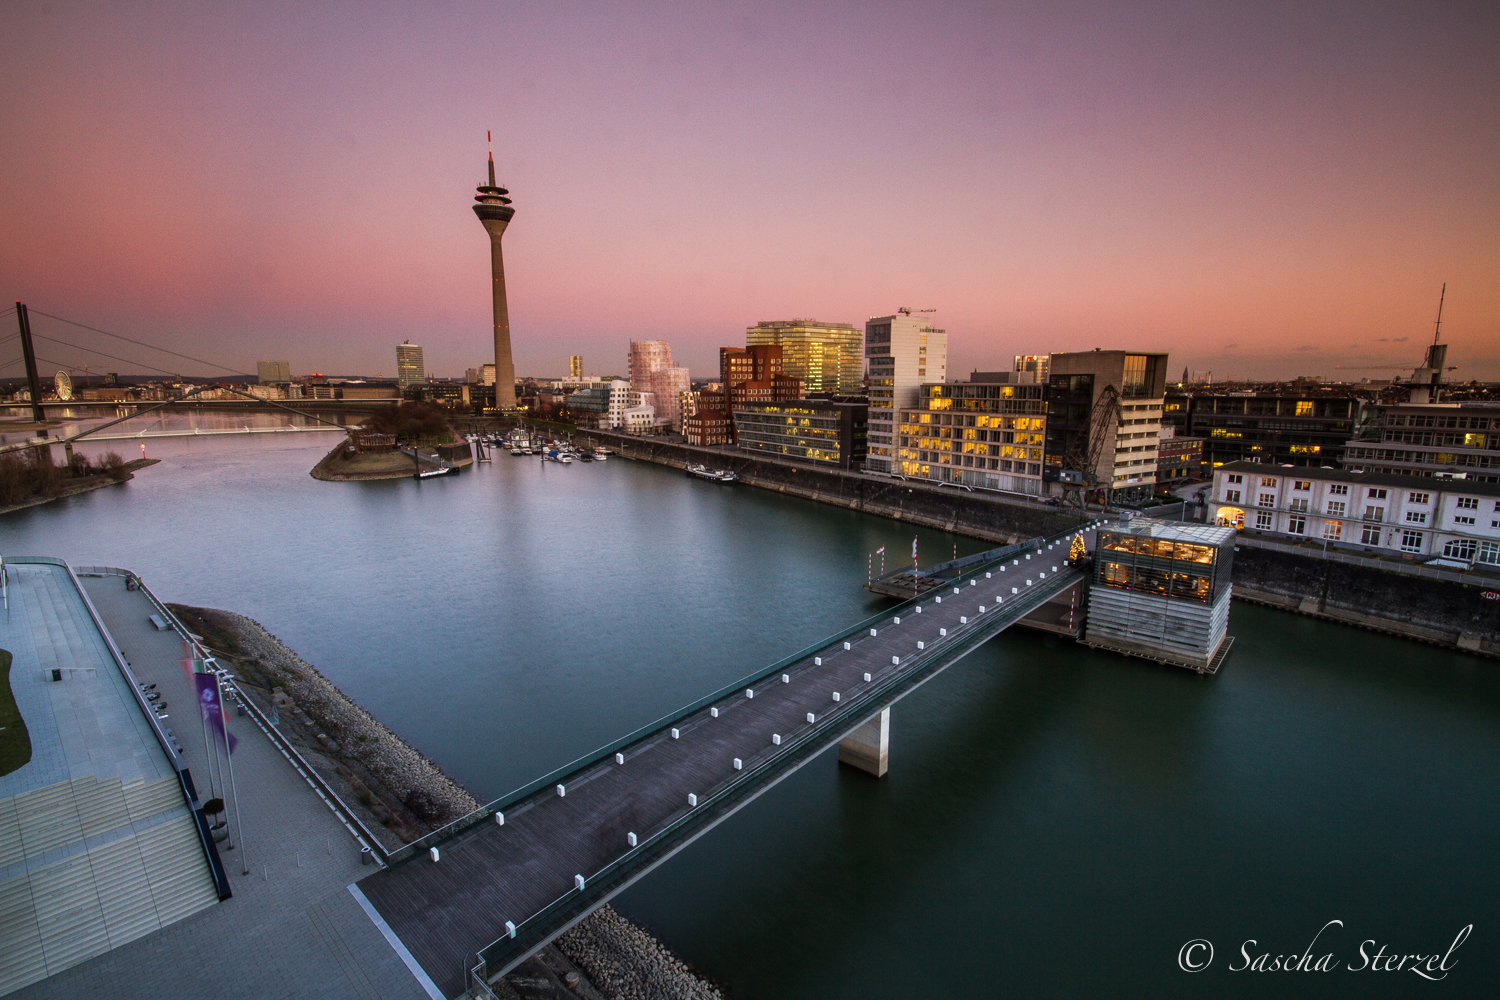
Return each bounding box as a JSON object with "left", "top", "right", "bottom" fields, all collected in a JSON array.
[{"left": 80, "top": 566, "right": 392, "bottom": 862}]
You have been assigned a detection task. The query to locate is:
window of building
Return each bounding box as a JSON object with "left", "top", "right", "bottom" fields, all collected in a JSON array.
[
  {"left": 1323, "top": 520, "right": 1341, "bottom": 540},
  {"left": 1224, "top": 489, "right": 1241, "bottom": 503},
  {"left": 1289, "top": 498, "right": 1308, "bottom": 512},
  {"left": 1368, "top": 488, "right": 1388, "bottom": 499},
  {"left": 1479, "top": 541, "right": 1500, "bottom": 566},
  {"left": 1405, "top": 510, "right": 1427, "bottom": 524},
  {"left": 1361, "top": 525, "right": 1381, "bottom": 545},
  {"left": 1227, "top": 474, "right": 1243, "bottom": 484},
  {"left": 1288, "top": 515, "right": 1306, "bottom": 535},
  {"left": 1256, "top": 511, "right": 1273, "bottom": 531},
  {"left": 1293, "top": 480, "right": 1311, "bottom": 491},
  {"left": 1455, "top": 516, "right": 1476, "bottom": 525},
  {"left": 1443, "top": 539, "right": 1477, "bottom": 561},
  {"left": 1326, "top": 501, "right": 1345, "bottom": 517},
  {"left": 1408, "top": 492, "right": 1429, "bottom": 504},
  {"left": 1258, "top": 493, "right": 1276, "bottom": 507},
  {"left": 1456, "top": 497, "right": 1478, "bottom": 509},
  {"left": 1329, "top": 484, "right": 1348, "bottom": 495},
  {"left": 1364, "top": 505, "right": 1385, "bottom": 522},
  {"left": 1295, "top": 401, "right": 1314, "bottom": 416},
  {"left": 1400, "top": 529, "right": 1424, "bottom": 553},
  {"left": 1261, "top": 478, "right": 1277, "bottom": 487}
]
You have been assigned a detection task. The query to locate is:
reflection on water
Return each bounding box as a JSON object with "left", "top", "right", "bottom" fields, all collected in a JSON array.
[{"left": 0, "top": 431, "right": 1494, "bottom": 997}]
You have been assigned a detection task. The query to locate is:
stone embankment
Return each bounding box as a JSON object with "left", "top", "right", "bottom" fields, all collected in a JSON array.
[
  {"left": 169, "top": 605, "right": 479, "bottom": 845},
  {"left": 1229, "top": 543, "right": 1500, "bottom": 657},
  {"left": 577, "top": 429, "right": 1084, "bottom": 545},
  {"left": 553, "top": 906, "right": 723, "bottom": 1000},
  {"left": 171, "top": 604, "right": 725, "bottom": 1000}
]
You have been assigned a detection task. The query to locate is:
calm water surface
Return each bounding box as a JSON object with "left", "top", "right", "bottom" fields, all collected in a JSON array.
[{"left": 4, "top": 426, "right": 1497, "bottom": 998}]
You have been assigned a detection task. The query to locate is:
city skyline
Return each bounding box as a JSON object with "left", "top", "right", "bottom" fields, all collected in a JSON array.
[{"left": 2, "top": 3, "right": 1497, "bottom": 383}]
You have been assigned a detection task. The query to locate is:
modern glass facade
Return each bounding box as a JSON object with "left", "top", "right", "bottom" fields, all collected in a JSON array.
[
  {"left": 896, "top": 381, "right": 1045, "bottom": 494},
  {"left": 734, "top": 400, "right": 867, "bottom": 469},
  {"left": 1094, "top": 521, "right": 1235, "bottom": 604},
  {"left": 746, "top": 320, "right": 864, "bottom": 395}
]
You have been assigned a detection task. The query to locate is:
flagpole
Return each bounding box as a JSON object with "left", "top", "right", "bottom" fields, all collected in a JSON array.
[
  {"left": 195, "top": 663, "right": 219, "bottom": 801},
  {"left": 216, "top": 673, "right": 248, "bottom": 871}
]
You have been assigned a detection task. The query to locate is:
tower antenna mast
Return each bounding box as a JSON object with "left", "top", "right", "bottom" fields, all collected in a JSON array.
[{"left": 1432, "top": 282, "right": 1446, "bottom": 347}]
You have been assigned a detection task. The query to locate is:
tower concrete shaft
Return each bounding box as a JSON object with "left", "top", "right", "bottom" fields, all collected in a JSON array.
[{"left": 474, "top": 154, "right": 517, "bottom": 409}]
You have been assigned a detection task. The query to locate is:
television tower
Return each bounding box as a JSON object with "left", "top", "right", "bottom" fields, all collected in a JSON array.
[{"left": 473, "top": 132, "right": 517, "bottom": 409}]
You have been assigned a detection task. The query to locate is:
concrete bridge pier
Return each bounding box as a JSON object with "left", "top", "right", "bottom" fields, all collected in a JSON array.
[{"left": 838, "top": 707, "right": 890, "bottom": 777}]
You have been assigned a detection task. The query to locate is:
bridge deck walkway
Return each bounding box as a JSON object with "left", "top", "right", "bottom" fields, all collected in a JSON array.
[{"left": 357, "top": 543, "right": 1085, "bottom": 998}]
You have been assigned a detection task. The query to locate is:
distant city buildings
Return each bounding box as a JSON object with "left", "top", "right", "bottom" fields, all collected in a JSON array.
[
  {"left": 1014, "top": 354, "right": 1049, "bottom": 384},
  {"left": 256, "top": 360, "right": 290, "bottom": 383},
  {"left": 1209, "top": 461, "right": 1500, "bottom": 566},
  {"left": 482, "top": 363, "right": 496, "bottom": 386},
  {"left": 735, "top": 399, "right": 867, "bottom": 469},
  {"left": 1156, "top": 428, "right": 1207, "bottom": 485},
  {"left": 897, "top": 373, "right": 1046, "bottom": 494},
  {"left": 570, "top": 355, "right": 583, "bottom": 379},
  {"left": 745, "top": 319, "right": 863, "bottom": 395},
  {"left": 396, "top": 342, "right": 425, "bottom": 389},
  {"left": 865, "top": 309, "right": 947, "bottom": 474},
  {"left": 627, "top": 340, "right": 689, "bottom": 432}
]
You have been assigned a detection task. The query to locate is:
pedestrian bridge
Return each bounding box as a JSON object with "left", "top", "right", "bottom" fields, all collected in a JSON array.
[{"left": 352, "top": 528, "right": 1094, "bottom": 999}]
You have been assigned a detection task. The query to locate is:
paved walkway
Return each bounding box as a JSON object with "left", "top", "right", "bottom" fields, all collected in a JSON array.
[{"left": 13, "top": 577, "right": 431, "bottom": 1000}]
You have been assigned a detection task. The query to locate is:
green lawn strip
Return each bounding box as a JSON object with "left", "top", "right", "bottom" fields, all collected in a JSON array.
[{"left": 0, "top": 649, "right": 31, "bottom": 778}]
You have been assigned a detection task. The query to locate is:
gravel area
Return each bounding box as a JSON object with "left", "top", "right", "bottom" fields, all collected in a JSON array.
[{"left": 555, "top": 906, "right": 724, "bottom": 1000}]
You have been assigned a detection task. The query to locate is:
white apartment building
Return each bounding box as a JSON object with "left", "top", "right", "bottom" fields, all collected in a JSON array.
[
  {"left": 1208, "top": 461, "right": 1500, "bottom": 567},
  {"left": 865, "top": 308, "right": 947, "bottom": 474}
]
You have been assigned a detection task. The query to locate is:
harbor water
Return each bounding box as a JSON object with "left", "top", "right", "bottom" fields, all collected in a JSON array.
[{"left": 1, "top": 422, "right": 1495, "bottom": 997}]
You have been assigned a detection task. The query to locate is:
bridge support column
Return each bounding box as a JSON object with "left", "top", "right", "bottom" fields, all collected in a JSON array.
[{"left": 838, "top": 707, "right": 889, "bottom": 777}]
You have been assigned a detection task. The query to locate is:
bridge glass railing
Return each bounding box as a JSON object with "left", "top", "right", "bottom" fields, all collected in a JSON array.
[
  {"left": 473, "top": 529, "right": 1097, "bottom": 976},
  {"left": 389, "top": 522, "right": 1098, "bottom": 872}
]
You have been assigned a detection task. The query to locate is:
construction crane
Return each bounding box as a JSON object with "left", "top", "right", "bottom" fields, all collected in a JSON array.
[{"left": 1058, "top": 383, "right": 1120, "bottom": 513}]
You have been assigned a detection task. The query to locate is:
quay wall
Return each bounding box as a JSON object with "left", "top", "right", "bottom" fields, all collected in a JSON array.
[
  {"left": 1229, "top": 545, "right": 1500, "bottom": 657},
  {"left": 577, "top": 430, "right": 1086, "bottom": 545}
]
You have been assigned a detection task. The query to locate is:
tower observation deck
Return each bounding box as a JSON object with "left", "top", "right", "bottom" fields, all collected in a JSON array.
[{"left": 474, "top": 143, "right": 517, "bottom": 410}]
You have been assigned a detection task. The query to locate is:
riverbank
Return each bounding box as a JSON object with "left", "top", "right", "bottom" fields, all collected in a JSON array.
[
  {"left": 169, "top": 602, "right": 726, "bottom": 1000},
  {"left": 574, "top": 429, "right": 1084, "bottom": 545},
  {"left": 0, "top": 456, "right": 158, "bottom": 515}
]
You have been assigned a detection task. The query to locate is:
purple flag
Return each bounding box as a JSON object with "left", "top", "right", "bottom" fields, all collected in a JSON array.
[{"left": 195, "top": 673, "right": 239, "bottom": 754}]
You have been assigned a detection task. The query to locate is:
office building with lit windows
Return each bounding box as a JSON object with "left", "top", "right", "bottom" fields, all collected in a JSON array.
[
  {"left": 1208, "top": 461, "right": 1500, "bottom": 565},
  {"left": 396, "top": 341, "right": 425, "bottom": 389},
  {"left": 734, "top": 399, "right": 867, "bottom": 469},
  {"left": 746, "top": 319, "right": 863, "bottom": 395},
  {"left": 1162, "top": 392, "right": 1363, "bottom": 470},
  {"left": 1341, "top": 401, "right": 1500, "bottom": 483},
  {"left": 896, "top": 374, "right": 1046, "bottom": 495},
  {"left": 866, "top": 309, "right": 947, "bottom": 474}
]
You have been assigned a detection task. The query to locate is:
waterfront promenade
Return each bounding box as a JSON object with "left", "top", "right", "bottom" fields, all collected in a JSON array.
[
  {"left": 358, "top": 537, "right": 1084, "bottom": 997},
  {"left": 14, "top": 573, "right": 431, "bottom": 1000}
]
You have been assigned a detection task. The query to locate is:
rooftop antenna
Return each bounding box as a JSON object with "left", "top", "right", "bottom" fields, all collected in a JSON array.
[
  {"left": 487, "top": 130, "right": 496, "bottom": 188},
  {"left": 1431, "top": 281, "right": 1445, "bottom": 347}
]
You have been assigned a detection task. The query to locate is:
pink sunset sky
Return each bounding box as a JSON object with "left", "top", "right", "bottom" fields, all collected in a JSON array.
[{"left": 2, "top": 2, "right": 1497, "bottom": 382}]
